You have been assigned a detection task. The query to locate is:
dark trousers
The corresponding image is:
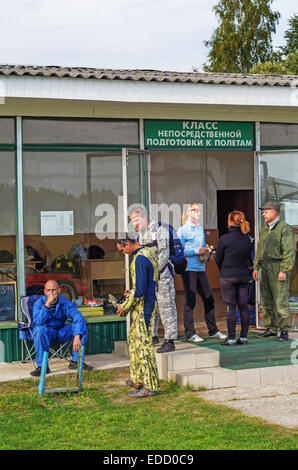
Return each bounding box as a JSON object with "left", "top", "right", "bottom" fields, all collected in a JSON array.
[
  {"left": 220, "top": 277, "right": 250, "bottom": 339},
  {"left": 181, "top": 271, "right": 218, "bottom": 339}
]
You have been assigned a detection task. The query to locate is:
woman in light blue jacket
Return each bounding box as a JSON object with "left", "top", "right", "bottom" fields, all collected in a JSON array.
[{"left": 178, "top": 203, "right": 226, "bottom": 343}]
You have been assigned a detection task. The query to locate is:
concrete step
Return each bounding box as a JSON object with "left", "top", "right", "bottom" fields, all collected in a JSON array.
[
  {"left": 171, "top": 367, "right": 237, "bottom": 390},
  {"left": 155, "top": 343, "right": 220, "bottom": 380}
]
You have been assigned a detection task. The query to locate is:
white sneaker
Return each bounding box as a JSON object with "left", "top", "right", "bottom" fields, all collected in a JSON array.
[
  {"left": 188, "top": 334, "right": 204, "bottom": 342},
  {"left": 211, "top": 331, "right": 227, "bottom": 340}
]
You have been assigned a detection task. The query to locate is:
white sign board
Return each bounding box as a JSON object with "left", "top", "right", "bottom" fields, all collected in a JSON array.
[{"left": 41, "top": 211, "right": 74, "bottom": 236}]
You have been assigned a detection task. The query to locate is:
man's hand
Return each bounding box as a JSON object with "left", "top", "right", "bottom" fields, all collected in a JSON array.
[
  {"left": 124, "top": 289, "right": 131, "bottom": 298},
  {"left": 45, "top": 293, "right": 57, "bottom": 308},
  {"left": 73, "top": 335, "right": 81, "bottom": 353},
  {"left": 117, "top": 305, "right": 128, "bottom": 317},
  {"left": 278, "top": 272, "right": 287, "bottom": 282},
  {"left": 253, "top": 269, "right": 259, "bottom": 282}
]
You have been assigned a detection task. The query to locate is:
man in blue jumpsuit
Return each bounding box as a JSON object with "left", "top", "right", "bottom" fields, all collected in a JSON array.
[{"left": 30, "top": 279, "right": 92, "bottom": 376}]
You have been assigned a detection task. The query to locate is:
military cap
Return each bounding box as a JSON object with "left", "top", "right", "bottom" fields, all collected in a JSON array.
[{"left": 259, "top": 201, "right": 281, "bottom": 212}]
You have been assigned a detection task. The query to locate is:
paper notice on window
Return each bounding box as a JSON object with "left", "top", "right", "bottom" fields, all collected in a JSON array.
[
  {"left": 284, "top": 202, "right": 298, "bottom": 226},
  {"left": 41, "top": 211, "right": 74, "bottom": 236}
]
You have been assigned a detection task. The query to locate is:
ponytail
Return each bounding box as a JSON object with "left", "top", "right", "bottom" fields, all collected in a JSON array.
[{"left": 228, "top": 211, "right": 250, "bottom": 235}]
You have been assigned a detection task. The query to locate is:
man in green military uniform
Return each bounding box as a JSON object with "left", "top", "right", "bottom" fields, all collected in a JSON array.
[
  {"left": 116, "top": 235, "right": 160, "bottom": 397},
  {"left": 253, "top": 201, "right": 295, "bottom": 341}
]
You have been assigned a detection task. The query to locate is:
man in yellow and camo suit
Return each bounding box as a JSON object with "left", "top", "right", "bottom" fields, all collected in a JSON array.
[
  {"left": 116, "top": 235, "right": 159, "bottom": 397},
  {"left": 253, "top": 201, "right": 295, "bottom": 342}
]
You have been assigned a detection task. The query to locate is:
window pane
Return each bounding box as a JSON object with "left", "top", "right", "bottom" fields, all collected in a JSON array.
[
  {"left": 259, "top": 152, "right": 298, "bottom": 316},
  {"left": 23, "top": 151, "right": 125, "bottom": 301},
  {"left": 0, "top": 152, "right": 16, "bottom": 322},
  {"left": 260, "top": 123, "right": 298, "bottom": 148},
  {"left": 23, "top": 119, "right": 139, "bottom": 145},
  {"left": 0, "top": 119, "right": 15, "bottom": 144}
]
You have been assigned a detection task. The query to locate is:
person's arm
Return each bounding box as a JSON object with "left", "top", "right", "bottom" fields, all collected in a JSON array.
[
  {"left": 156, "top": 225, "right": 170, "bottom": 271},
  {"left": 63, "top": 300, "right": 86, "bottom": 337},
  {"left": 120, "top": 255, "right": 150, "bottom": 313},
  {"left": 179, "top": 225, "right": 197, "bottom": 257},
  {"left": 33, "top": 298, "right": 52, "bottom": 326},
  {"left": 279, "top": 225, "right": 295, "bottom": 276},
  {"left": 215, "top": 238, "right": 224, "bottom": 269}
]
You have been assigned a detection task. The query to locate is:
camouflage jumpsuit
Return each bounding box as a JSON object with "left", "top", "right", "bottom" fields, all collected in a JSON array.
[
  {"left": 121, "top": 246, "right": 159, "bottom": 392},
  {"left": 137, "top": 220, "right": 178, "bottom": 340},
  {"left": 254, "top": 219, "right": 295, "bottom": 332}
]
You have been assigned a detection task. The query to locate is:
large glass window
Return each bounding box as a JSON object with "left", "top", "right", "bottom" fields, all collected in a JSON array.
[
  {"left": 23, "top": 151, "right": 131, "bottom": 303},
  {"left": 259, "top": 152, "right": 298, "bottom": 325}
]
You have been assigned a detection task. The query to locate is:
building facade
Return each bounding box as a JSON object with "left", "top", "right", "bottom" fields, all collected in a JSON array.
[{"left": 0, "top": 66, "right": 297, "bottom": 361}]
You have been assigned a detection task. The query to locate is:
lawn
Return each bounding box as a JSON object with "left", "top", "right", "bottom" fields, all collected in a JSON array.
[{"left": 0, "top": 367, "right": 297, "bottom": 450}]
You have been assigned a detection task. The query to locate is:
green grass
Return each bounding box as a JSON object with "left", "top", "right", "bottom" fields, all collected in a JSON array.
[{"left": 0, "top": 368, "right": 297, "bottom": 450}]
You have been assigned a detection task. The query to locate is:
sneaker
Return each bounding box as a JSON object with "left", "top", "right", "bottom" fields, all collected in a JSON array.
[
  {"left": 221, "top": 338, "right": 237, "bottom": 346},
  {"left": 237, "top": 337, "right": 248, "bottom": 345},
  {"left": 68, "top": 360, "right": 93, "bottom": 371},
  {"left": 211, "top": 331, "right": 227, "bottom": 340},
  {"left": 157, "top": 340, "right": 175, "bottom": 353},
  {"left": 125, "top": 379, "right": 142, "bottom": 390},
  {"left": 187, "top": 334, "right": 204, "bottom": 343},
  {"left": 129, "top": 387, "right": 157, "bottom": 398},
  {"left": 278, "top": 331, "right": 289, "bottom": 342},
  {"left": 152, "top": 336, "right": 159, "bottom": 345},
  {"left": 30, "top": 366, "right": 51, "bottom": 377},
  {"left": 257, "top": 328, "right": 277, "bottom": 338}
]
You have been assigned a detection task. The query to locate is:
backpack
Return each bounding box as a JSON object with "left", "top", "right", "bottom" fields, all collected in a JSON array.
[{"left": 147, "top": 222, "right": 187, "bottom": 275}]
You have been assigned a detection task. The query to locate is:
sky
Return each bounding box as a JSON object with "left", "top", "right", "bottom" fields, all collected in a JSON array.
[{"left": 0, "top": 0, "right": 296, "bottom": 72}]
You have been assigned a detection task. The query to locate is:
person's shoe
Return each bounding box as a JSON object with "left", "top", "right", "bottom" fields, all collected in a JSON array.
[
  {"left": 125, "top": 379, "right": 142, "bottom": 390},
  {"left": 257, "top": 328, "right": 277, "bottom": 338},
  {"left": 157, "top": 340, "right": 175, "bottom": 353},
  {"left": 237, "top": 337, "right": 248, "bottom": 345},
  {"left": 152, "top": 336, "right": 159, "bottom": 345},
  {"left": 221, "top": 338, "right": 237, "bottom": 346},
  {"left": 129, "top": 387, "right": 157, "bottom": 398},
  {"left": 187, "top": 334, "right": 204, "bottom": 343},
  {"left": 278, "top": 331, "right": 289, "bottom": 342},
  {"left": 210, "top": 331, "right": 227, "bottom": 340},
  {"left": 30, "top": 366, "right": 51, "bottom": 377},
  {"left": 68, "top": 360, "right": 93, "bottom": 371}
]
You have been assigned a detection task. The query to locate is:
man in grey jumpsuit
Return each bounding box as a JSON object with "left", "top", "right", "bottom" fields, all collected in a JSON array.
[{"left": 129, "top": 207, "right": 178, "bottom": 352}]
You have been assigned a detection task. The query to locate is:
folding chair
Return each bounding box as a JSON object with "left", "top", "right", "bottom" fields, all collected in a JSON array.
[
  {"left": 18, "top": 295, "right": 73, "bottom": 371},
  {"left": 38, "top": 345, "right": 85, "bottom": 397}
]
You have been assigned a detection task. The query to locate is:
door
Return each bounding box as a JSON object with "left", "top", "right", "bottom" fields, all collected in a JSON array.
[{"left": 217, "top": 190, "right": 255, "bottom": 237}]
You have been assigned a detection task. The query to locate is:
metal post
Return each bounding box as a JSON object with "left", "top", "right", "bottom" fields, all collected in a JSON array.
[
  {"left": 16, "top": 117, "right": 26, "bottom": 307},
  {"left": 254, "top": 122, "right": 261, "bottom": 328},
  {"left": 122, "top": 148, "right": 130, "bottom": 337}
]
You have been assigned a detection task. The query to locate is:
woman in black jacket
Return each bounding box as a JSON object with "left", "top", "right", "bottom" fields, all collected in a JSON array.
[{"left": 215, "top": 210, "right": 253, "bottom": 346}]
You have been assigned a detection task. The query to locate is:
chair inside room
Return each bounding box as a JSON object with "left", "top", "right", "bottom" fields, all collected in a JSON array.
[{"left": 18, "top": 295, "right": 73, "bottom": 370}]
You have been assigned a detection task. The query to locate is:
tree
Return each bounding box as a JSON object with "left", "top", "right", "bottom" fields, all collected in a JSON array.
[
  {"left": 279, "top": 14, "right": 298, "bottom": 57},
  {"left": 249, "top": 14, "right": 298, "bottom": 75},
  {"left": 203, "top": 0, "right": 280, "bottom": 73}
]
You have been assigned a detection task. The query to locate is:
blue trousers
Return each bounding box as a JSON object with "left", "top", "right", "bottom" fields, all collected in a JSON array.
[{"left": 32, "top": 323, "right": 88, "bottom": 366}]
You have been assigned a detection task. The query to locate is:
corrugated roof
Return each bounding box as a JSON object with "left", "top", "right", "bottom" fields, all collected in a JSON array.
[{"left": 0, "top": 64, "right": 297, "bottom": 87}]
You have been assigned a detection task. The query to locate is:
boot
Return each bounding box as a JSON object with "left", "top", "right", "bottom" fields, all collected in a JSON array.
[{"left": 157, "top": 340, "right": 175, "bottom": 353}]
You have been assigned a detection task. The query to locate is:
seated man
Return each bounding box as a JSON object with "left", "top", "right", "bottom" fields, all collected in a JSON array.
[{"left": 30, "top": 279, "right": 93, "bottom": 376}]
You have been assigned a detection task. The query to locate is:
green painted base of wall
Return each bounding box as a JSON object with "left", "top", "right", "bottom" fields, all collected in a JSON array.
[{"left": 0, "top": 317, "right": 127, "bottom": 363}]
